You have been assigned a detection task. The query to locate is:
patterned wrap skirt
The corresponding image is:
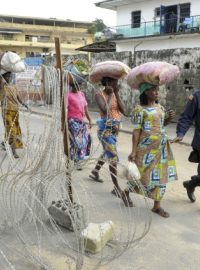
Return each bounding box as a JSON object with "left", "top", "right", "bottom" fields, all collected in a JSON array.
[
  {"left": 127, "top": 132, "right": 177, "bottom": 201},
  {"left": 2, "top": 109, "right": 23, "bottom": 149},
  {"left": 68, "top": 118, "right": 91, "bottom": 161},
  {"left": 126, "top": 104, "right": 177, "bottom": 201},
  {"left": 97, "top": 118, "right": 120, "bottom": 162}
]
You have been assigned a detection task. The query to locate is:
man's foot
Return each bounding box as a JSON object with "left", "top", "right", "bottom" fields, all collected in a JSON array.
[
  {"left": 89, "top": 171, "right": 103, "bottom": 183},
  {"left": 152, "top": 207, "right": 170, "bottom": 218},
  {"left": 183, "top": 181, "right": 196, "bottom": 202},
  {"left": 121, "top": 191, "right": 134, "bottom": 207}
]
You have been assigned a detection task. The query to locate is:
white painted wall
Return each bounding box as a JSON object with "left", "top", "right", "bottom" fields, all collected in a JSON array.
[
  {"left": 116, "top": 0, "right": 200, "bottom": 26},
  {"left": 114, "top": 0, "right": 200, "bottom": 52},
  {"left": 116, "top": 34, "right": 200, "bottom": 52}
]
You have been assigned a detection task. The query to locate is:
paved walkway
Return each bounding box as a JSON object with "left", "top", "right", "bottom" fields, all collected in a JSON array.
[
  {"left": 14, "top": 105, "right": 199, "bottom": 270},
  {"left": 29, "top": 105, "right": 195, "bottom": 147}
]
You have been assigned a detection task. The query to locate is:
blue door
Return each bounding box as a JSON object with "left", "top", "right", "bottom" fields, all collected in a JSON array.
[{"left": 160, "top": 5, "right": 166, "bottom": 34}]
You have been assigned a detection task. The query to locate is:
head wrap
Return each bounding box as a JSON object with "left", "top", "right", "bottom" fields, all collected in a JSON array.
[{"left": 139, "top": 83, "right": 157, "bottom": 95}]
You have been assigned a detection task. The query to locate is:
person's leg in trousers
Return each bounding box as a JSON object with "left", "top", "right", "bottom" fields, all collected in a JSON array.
[{"left": 183, "top": 150, "right": 200, "bottom": 202}]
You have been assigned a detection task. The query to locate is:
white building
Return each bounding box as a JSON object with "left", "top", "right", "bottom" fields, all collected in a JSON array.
[{"left": 95, "top": 0, "right": 200, "bottom": 52}]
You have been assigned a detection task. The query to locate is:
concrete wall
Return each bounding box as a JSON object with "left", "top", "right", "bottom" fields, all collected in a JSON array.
[
  {"left": 87, "top": 48, "right": 200, "bottom": 117},
  {"left": 136, "top": 47, "right": 200, "bottom": 116},
  {"left": 117, "top": 0, "right": 200, "bottom": 25},
  {"left": 116, "top": 34, "right": 200, "bottom": 52}
]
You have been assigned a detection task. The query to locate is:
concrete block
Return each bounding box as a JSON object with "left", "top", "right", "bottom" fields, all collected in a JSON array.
[
  {"left": 81, "top": 221, "right": 114, "bottom": 254},
  {"left": 48, "top": 200, "right": 85, "bottom": 231}
]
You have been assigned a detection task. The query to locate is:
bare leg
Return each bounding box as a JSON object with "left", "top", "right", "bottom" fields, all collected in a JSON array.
[
  {"left": 91, "top": 157, "right": 105, "bottom": 176},
  {"left": 109, "top": 162, "right": 121, "bottom": 193},
  {"left": 121, "top": 189, "right": 134, "bottom": 207},
  {"left": 153, "top": 200, "right": 161, "bottom": 210},
  {"left": 90, "top": 156, "right": 105, "bottom": 182}
]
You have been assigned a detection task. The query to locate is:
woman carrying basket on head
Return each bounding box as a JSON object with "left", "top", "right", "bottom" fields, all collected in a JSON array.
[
  {"left": 89, "top": 61, "right": 130, "bottom": 197},
  {"left": 121, "top": 62, "right": 180, "bottom": 217}
]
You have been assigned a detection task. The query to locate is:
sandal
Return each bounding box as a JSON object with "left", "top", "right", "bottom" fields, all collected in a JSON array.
[
  {"left": 152, "top": 207, "right": 170, "bottom": 218},
  {"left": 111, "top": 188, "right": 121, "bottom": 198},
  {"left": 89, "top": 173, "right": 103, "bottom": 183},
  {"left": 121, "top": 191, "right": 134, "bottom": 207}
]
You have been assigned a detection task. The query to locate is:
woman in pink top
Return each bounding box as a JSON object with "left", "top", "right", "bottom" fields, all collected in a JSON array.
[{"left": 66, "top": 81, "right": 92, "bottom": 165}]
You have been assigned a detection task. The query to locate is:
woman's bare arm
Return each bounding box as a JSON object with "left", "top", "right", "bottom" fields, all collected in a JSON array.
[
  {"left": 128, "top": 129, "right": 141, "bottom": 161},
  {"left": 114, "top": 90, "right": 125, "bottom": 115},
  {"left": 95, "top": 91, "right": 113, "bottom": 115},
  {"left": 85, "top": 106, "right": 92, "bottom": 128}
]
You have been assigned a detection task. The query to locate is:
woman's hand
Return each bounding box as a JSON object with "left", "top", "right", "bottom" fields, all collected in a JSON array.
[
  {"left": 113, "top": 86, "right": 119, "bottom": 93},
  {"left": 167, "top": 110, "right": 175, "bottom": 121},
  {"left": 105, "top": 86, "right": 113, "bottom": 95},
  {"left": 128, "top": 152, "right": 136, "bottom": 162},
  {"left": 88, "top": 120, "right": 92, "bottom": 129},
  {"left": 164, "top": 109, "right": 175, "bottom": 125}
]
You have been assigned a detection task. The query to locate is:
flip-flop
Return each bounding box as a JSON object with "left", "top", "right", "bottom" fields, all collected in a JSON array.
[
  {"left": 89, "top": 174, "right": 104, "bottom": 183},
  {"left": 111, "top": 188, "right": 121, "bottom": 198},
  {"left": 152, "top": 207, "right": 170, "bottom": 218}
]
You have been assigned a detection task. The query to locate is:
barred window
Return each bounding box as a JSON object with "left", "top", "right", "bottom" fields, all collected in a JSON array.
[
  {"left": 155, "top": 7, "right": 160, "bottom": 17},
  {"left": 131, "top": 11, "right": 141, "bottom": 28},
  {"left": 180, "top": 3, "right": 191, "bottom": 22}
]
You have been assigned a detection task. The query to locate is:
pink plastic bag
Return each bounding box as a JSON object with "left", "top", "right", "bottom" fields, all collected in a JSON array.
[
  {"left": 127, "top": 61, "right": 180, "bottom": 89},
  {"left": 89, "top": 60, "right": 130, "bottom": 83}
]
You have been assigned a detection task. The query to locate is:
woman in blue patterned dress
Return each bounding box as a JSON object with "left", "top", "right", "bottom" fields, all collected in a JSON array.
[{"left": 122, "top": 83, "right": 177, "bottom": 218}]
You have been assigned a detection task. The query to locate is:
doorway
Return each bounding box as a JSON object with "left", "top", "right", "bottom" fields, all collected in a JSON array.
[
  {"left": 160, "top": 5, "right": 178, "bottom": 34},
  {"left": 165, "top": 5, "right": 178, "bottom": 33}
]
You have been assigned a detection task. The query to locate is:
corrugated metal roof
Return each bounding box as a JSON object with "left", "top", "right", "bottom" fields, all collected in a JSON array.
[{"left": 76, "top": 40, "right": 116, "bottom": 53}]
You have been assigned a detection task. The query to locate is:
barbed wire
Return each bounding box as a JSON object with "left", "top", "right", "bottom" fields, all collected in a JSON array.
[{"left": 0, "top": 66, "right": 151, "bottom": 270}]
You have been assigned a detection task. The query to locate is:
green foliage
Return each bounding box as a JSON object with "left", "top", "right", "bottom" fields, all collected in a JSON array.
[
  {"left": 88, "top": 18, "right": 107, "bottom": 34},
  {"left": 75, "top": 59, "right": 89, "bottom": 73}
]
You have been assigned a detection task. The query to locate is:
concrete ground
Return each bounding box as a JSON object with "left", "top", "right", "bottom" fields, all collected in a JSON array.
[
  {"left": 0, "top": 107, "right": 199, "bottom": 270},
  {"left": 37, "top": 128, "right": 200, "bottom": 270}
]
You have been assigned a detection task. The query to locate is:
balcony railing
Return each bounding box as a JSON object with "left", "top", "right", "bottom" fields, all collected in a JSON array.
[{"left": 110, "top": 15, "right": 200, "bottom": 39}]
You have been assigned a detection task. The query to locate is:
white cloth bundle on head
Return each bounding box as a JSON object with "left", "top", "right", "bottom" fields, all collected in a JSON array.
[
  {"left": 0, "top": 51, "right": 25, "bottom": 74},
  {"left": 89, "top": 60, "right": 130, "bottom": 83},
  {"left": 127, "top": 61, "right": 180, "bottom": 89}
]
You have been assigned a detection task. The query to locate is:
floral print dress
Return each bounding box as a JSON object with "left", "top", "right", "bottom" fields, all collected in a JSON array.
[{"left": 127, "top": 104, "right": 177, "bottom": 201}]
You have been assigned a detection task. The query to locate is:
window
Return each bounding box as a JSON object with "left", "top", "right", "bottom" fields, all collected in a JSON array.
[
  {"left": 39, "top": 36, "right": 50, "bottom": 42},
  {"left": 131, "top": 11, "right": 141, "bottom": 28},
  {"left": 155, "top": 7, "right": 160, "bottom": 17},
  {"left": 26, "top": 52, "right": 35, "bottom": 57},
  {"left": 184, "top": 79, "right": 190, "bottom": 84},
  {"left": 180, "top": 3, "right": 191, "bottom": 22},
  {"left": 1, "top": 33, "right": 13, "bottom": 40},
  {"left": 184, "top": 62, "right": 190, "bottom": 69},
  {"left": 25, "top": 35, "right": 37, "bottom": 41}
]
